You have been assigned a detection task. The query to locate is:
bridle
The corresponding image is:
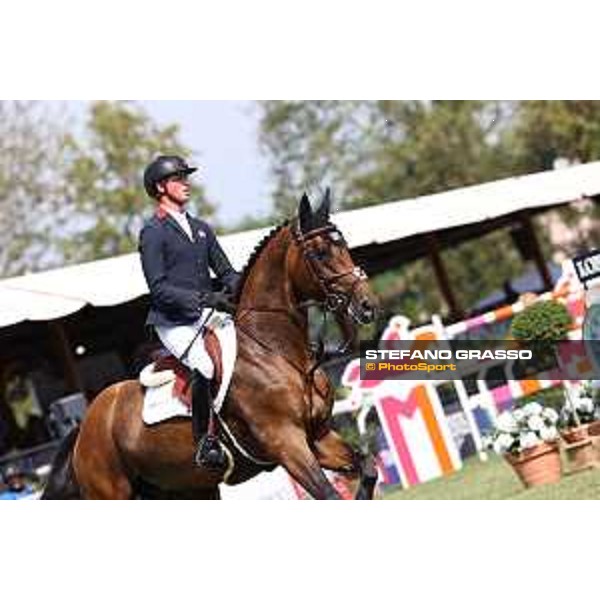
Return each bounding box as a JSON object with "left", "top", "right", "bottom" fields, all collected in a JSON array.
[
  {"left": 292, "top": 222, "right": 368, "bottom": 316},
  {"left": 235, "top": 221, "right": 371, "bottom": 369}
]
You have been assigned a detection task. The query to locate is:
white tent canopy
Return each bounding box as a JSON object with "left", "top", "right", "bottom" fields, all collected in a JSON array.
[{"left": 2, "top": 160, "right": 600, "bottom": 329}]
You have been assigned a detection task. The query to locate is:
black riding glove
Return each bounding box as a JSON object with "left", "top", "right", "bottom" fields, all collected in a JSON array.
[{"left": 201, "top": 290, "right": 236, "bottom": 314}]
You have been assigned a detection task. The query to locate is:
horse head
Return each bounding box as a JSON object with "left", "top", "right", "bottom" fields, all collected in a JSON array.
[{"left": 291, "top": 190, "right": 378, "bottom": 325}]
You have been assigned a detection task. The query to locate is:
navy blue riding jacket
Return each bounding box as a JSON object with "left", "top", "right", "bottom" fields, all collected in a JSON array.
[{"left": 139, "top": 206, "right": 240, "bottom": 327}]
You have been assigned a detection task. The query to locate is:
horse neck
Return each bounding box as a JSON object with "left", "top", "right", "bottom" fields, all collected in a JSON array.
[{"left": 237, "top": 228, "right": 309, "bottom": 351}]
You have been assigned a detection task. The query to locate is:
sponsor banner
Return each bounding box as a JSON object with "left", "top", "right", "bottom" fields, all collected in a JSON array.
[{"left": 573, "top": 248, "right": 600, "bottom": 285}]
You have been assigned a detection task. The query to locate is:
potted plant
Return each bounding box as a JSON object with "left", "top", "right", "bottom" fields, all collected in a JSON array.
[
  {"left": 511, "top": 300, "right": 573, "bottom": 365},
  {"left": 559, "top": 382, "right": 600, "bottom": 471},
  {"left": 487, "top": 402, "right": 562, "bottom": 488},
  {"left": 511, "top": 300, "right": 580, "bottom": 421},
  {"left": 560, "top": 382, "right": 600, "bottom": 439}
]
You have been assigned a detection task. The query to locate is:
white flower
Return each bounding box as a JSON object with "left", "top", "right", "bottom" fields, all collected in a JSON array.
[
  {"left": 575, "top": 397, "right": 594, "bottom": 414},
  {"left": 519, "top": 431, "right": 540, "bottom": 450},
  {"left": 513, "top": 408, "right": 526, "bottom": 423},
  {"left": 523, "top": 402, "right": 543, "bottom": 416},
  {"left": 527, "top": 415, "right": 545, "bottom": 431},
  {"left": 495, "top": 433, "right": 515, "bottom": 454},
  {"left": 542, "top": 407, "right": 559, "bottom": 424},
  {"left": 496, "top": 412, "right": 518, "bottom": 433},
  {"left": 539, "top": 426, "right": 558, "bottom": 442},
  {"left": 493, "top": 440, "right": 504, "bottom": 454}
]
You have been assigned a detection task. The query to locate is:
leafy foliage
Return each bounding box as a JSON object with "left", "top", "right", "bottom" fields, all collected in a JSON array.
[
  {"left": 510, "top": 101, "right": 600, "bottom": 171},
  {"left": 258, "top": 100, "right": 515, "bottom": 215},
  {"left": 510, "top": 300, "right": 572, "bottom": 342},
  {"left": 0, "top": 101, "right": 69, "bottom": 276},
  {"left": 510, "top": 300, "right": 572, "bottom": 371}
]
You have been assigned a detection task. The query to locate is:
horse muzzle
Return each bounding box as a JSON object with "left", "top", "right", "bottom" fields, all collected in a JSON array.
[{"left": 349, "top": 298, "right": 378, "bottom": 325}]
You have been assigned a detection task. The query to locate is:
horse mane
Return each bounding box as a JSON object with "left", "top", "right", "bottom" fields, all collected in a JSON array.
[{"left": 234, "top": 219, "right": 292, "bottom": 303}]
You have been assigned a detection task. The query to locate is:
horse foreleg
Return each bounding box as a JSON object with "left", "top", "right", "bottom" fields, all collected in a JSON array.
[
  {"left": 274, "top": 429, "right": 343, "bottom": 500},
  {"left": 313, "top": 430, "right": 378, "bottom": 500}
]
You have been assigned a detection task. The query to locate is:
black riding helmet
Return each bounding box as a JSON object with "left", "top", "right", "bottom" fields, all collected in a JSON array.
[{"left": 143, "top": 155, "right": 197, "bottom": 199}]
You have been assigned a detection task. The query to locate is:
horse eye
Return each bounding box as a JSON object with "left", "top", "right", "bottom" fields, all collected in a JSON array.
[{"left": 308, "top": 246, "right": 329, "bottom": 261}]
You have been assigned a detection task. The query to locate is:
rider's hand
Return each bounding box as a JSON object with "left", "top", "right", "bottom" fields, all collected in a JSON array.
[{"left": 202, "top": 290, "right": 236, "bottom": 314}]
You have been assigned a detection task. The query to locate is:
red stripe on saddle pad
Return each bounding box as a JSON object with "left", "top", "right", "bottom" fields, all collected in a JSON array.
[{"left": 154, "top": 356, "right": 192, "bottom": 408}]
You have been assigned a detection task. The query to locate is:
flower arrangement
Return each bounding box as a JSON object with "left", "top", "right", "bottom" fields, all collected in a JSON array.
[
  {"left": 560, "top": 382, "right": 600, "bottom": 429},
  {"left": 487, "top": 401, "right": 560, "bottom": 456}
]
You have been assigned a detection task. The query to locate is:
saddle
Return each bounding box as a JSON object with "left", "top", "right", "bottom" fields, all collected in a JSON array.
[
  {"left": 144, "top": 330, "right": 224, "bottom": 408},
  {"left": 139, "top": 314, "right": 237, "bottom": 425}
]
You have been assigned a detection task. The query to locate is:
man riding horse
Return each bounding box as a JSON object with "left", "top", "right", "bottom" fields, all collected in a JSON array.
[
  {"left": 140, "top": 155, "right": 237, "bottom": 470},
  {"left": 41, "top": 159, "right": 380, "bottom": 499}
]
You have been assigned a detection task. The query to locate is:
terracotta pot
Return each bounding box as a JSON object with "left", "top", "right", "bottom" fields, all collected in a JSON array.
[
  {"left": 561, "top": 426, "right": 600, "bottom": 472},
  {"left": 562, "top": 425, "right": 589, "bottom": 445},
  {"left": 505, "top": 442, "right": 562, "bottom": 488},
  {"left": 587, "top": 420, "right": 600, "bottom": 437}
]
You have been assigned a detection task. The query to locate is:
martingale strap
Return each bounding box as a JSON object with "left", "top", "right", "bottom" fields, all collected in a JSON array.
[{"left": 217, "top": 414, "right": 275, "bottom": 469}]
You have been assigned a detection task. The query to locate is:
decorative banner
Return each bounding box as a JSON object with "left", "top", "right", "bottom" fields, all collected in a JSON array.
[{"left": 374, "top": 384, "right": 462, "bottom": 487}]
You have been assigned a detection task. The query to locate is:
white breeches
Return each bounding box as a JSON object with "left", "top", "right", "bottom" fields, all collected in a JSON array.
[{"left": 155, "top": 309, "right": 229, "bottom": 379}]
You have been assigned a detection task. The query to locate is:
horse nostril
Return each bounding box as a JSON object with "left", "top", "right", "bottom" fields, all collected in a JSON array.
[
  {"left": 361, "top": 300, "right": 374, "bottom": 314},
  {"left": 358, "top": 300, "right": 376, "bottom": 323}
]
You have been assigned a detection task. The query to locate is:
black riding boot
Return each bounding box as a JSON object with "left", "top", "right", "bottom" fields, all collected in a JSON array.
[{"left": 191, "top": 370, "right": 227, "bottom": 471}]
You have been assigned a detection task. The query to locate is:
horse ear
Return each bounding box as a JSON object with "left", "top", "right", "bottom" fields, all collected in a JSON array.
[
  {"left": 314, "top": 188, "right": 331, "bottom": 225},
  {"left": 299, "top": 192, "right": 313, "bottom": 232}
]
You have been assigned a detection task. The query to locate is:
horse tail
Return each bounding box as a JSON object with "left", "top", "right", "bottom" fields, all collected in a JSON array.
[{"left": 40, "top": 426, "right": 81, "bottom": 500}]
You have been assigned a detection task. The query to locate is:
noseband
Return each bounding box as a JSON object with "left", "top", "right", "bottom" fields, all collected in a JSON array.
[{"left": 292, "top": 223, "right": 368, "bottom": 314}]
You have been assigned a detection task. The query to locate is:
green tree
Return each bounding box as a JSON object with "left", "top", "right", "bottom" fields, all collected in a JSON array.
[
  {"left": 258, "top": 100, "right": 366, "bottom": 217},
  {"left": 258, "top": 100, "right": 515, "bottom": 215},
  {"left": 510, "top": 101, "right": 600, "bottom": 171},
  {"left": 349, "top": 101, "right": 516, "bottom": 205},
  {"left": 0, "top": 101, "right": 69, "bottom": 277},
  {"left": 62, "top": 101, "right": 213, "bottom": 262}
]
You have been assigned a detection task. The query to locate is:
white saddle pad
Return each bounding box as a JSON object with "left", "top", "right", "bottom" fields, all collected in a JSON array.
[
  {"left": 141, "top": 383, "right": 191, "bottom": 425},
  {"left": 140, "top": 312, "right": 237, "bottom": 426}
]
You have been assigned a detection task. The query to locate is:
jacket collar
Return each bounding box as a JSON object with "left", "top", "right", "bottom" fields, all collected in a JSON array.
[{"left": 155, "top": 205, "right": 200, "bottom": 242}]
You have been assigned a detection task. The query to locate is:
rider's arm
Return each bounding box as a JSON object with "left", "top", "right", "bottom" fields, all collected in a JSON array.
[
  {"left": 206, "top": 228, "right": 241, "bottom": 294},
  {"left": 139, "top": 224, "right": 202, "bottom": 317}
]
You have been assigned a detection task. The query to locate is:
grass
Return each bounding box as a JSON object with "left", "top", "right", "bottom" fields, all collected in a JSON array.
[{"left": 382, "top": 453, "right": 600, "bottom": 500}]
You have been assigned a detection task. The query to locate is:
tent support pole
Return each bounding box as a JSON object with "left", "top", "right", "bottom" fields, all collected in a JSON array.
[
  {"left": 427, "top": 233, "right": 464, "bottom": 321},
  {"left": 48, "top": 320, "right": 86, "bottom": 397},
  {"left": 519, "top": 213, "right": 553, "bottom": 290}
]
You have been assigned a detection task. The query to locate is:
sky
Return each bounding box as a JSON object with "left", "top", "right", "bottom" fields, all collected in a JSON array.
[{"left": 72, "top": 101, "right": 273, "bottom": 227}]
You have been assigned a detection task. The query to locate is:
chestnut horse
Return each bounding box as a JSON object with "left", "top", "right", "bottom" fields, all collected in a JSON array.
[{"left": 42, "top": 192, "right": 379, "bottom": 499}]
